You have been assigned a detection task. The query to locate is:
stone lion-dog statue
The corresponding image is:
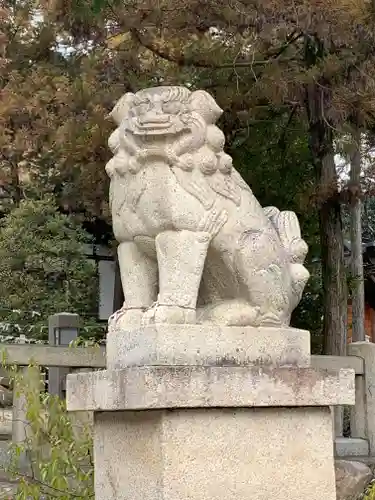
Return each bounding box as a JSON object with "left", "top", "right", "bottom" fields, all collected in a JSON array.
[{"left": 106, "top": 86, "right": 309, "bottom": 329}]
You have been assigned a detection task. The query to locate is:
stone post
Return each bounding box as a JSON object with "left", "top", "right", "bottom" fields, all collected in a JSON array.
[
  {"left": 348, "top": 341, "right": 375, "bottom": 454},
  {"left": 67, "top": 325, "right": 354, "bottom": 500},
  {"left": 12, "top": 365, "right": 42, "bottom": 473},
  {"left": 48, "top": 313, "right": 79, "bottom": 398}
]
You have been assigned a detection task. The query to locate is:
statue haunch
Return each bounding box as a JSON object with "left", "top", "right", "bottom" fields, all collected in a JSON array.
[{"left": 106, "top": 86, "right": 309, "bottom": 329}]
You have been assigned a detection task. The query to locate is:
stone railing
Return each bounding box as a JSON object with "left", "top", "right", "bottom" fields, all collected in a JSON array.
[
  {"left": 0, "top": 342, "right": 373, "bottom": 460},
  {"left": 311, "top": 342, "right": 375, "bottom": 460},
  {"left": 0, "top": 344, "right": 105, "bottom": 446},
  {"left": 346, "top": 342, "right": 375, "bottom": 459},
  {"left": 312, "top": 352, "right": 368, "bottom": 459}
]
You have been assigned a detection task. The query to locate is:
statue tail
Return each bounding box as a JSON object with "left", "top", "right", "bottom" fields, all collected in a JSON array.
[{"left": 263, "top": 206, "right": 310, "bottom": 309}]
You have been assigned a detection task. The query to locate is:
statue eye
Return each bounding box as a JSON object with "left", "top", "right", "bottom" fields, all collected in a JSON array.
[
  {"left": 134, "top": 100, "right": 151, "bottom": 114},
  {"left": 163, "top": 101, "right": 181, "bottom": 114}
]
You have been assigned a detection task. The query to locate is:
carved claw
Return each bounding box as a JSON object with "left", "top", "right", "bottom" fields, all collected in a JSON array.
[
  {"left": 108, "top": 306, "right": 144, "bottom": 331},
  {"left": 198, "top": 207, "right": 228, "bottom": 237},
  {"left": 258, "top": 311, "right": 286, "bottom": 327}
]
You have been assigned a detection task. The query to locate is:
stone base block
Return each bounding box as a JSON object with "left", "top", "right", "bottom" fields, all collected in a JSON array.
[
  {"left": 335, "top": 437, "right": 370, "bottom": 457},
  {"left": 106, "top": 324, "right": 311, "bottom": 369},
  {"left": 67, "top": 365, "right": 354, "bottom": 411},
  {"left": 93, "top": 407, "right": 336, "bottom": 500}
]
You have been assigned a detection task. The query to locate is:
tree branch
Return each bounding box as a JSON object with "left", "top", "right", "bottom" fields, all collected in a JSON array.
[
  {"left": 130, "top": 28, "right": 303, "bottom": 69},
  {"left": 105, "top": 0, "right": 303, "bottom": 70},
  {"left": 8, "top": 467, "right": 95, "bottom": 498},
  {"left": 277, "top": 103, "right": 299, "bottom": 149}
]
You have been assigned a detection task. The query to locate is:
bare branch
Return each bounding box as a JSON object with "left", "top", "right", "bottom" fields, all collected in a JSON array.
[{"left": 277, "top": 103, "right": 299, "bottom": 149}]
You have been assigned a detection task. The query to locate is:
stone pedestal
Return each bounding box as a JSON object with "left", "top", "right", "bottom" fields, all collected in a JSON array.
[{"left": 67, "top": 325, "right": 355, "bottom": 500}]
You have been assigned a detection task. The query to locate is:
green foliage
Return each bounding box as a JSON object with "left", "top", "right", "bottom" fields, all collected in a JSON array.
[
  {"left": 2, "top": 361, "right": 94, "bottom": 499},
  {"left": 292, "top": 263, "right": 324, "bottom": 353},
  {"left": 229, "top": 109, "right": 319, "bottom": 249},
  {"left": 228, "top": 109, "right": 324, "bottom": 346},
  {"left": 0, "top": 197, "right": 98, "bottom": 339},
  {"left": 364, "top": 482, "right": 375, "bottom": 500}
]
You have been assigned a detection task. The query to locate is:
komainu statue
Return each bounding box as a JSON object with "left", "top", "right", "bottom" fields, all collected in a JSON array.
[{"left": 106, "top": 86, "right": 309, "bottom": 329}]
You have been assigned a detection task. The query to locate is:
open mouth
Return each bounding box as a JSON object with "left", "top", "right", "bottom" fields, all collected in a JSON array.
[
  {"left": 126, "top": 116, "right": 190, "bottom": 135},
  {"left": 136, "top": 121, "right": 171, "bottom": 130}
]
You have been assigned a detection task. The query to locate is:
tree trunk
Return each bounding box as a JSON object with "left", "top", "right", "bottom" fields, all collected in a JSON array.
[
  {"left": 306, "top": 84, "right": 347, "bottom": 355},
  {"left": 349, "top": 129, "right": 365, "bottom": 342}
]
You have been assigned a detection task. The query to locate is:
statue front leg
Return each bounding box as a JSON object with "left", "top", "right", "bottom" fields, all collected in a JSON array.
[
  {"left": 109, "top": 240, "right": 157, "bottom": 330},
  {"left": 142, "top": 230, "right": 210, "bottom": 325}
]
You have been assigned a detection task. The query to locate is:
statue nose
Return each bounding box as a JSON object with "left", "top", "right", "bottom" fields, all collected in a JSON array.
[{"left": 139, "top": 112, "right": 169, "bottom": 124}]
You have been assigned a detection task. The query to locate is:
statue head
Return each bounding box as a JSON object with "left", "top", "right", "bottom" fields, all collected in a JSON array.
[{"left": 109, "top": 86, "right": 223, "bottom": 138}]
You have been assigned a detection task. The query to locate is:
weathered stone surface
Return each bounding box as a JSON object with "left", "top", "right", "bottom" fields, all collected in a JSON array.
[
  {"left": 67, "top": 365, "right": 354, "bottom": 412},
  {"left": 106, "top": 86, "right": 310, "bottom": 330},
  {"left": 335, "top": 437, "right": 370, "bottom": 458},
  {"left": 106, "top": 324, "right": 311, "bottom": 369},
  {"left": 0, "top": 410, "right": 12, "bottom": 437},
  {"left": 93, "top": 407, "right": 336, "bottom": 500},
  {"left": 335, "top": 460, "right": 372, "bottom": 500}
]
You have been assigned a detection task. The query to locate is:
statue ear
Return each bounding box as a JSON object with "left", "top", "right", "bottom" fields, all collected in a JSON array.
[
  {"left": 109, "top": 92, "right": 135, "bottom": 125},
  {"left": 188, "top": 90, "right": 223, "bottom": 124},
  {"left": 108, "top": 129, "right": 120, "bottom": 154}
]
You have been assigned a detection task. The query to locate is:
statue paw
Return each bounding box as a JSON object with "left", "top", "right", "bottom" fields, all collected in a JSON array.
[
  {"left": 197, "top": 301, "right": 261, "bottom": 327},
  {"left": 141, "top": 304, "right": 196, "bottom": 325},
  {"left": 108, "top": 307, "right": 144, "bottom": 331}
]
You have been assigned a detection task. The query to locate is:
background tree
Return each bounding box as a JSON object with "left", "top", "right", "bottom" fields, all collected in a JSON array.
[
  {"left": 0, "top": 0, "right": 128, "bottom": 218},
  {"left": 227, "top": 106, "right": 323, "bottom": 347},
  {"left": 0, "top": 197, "right": 98, "bottom": 339}
]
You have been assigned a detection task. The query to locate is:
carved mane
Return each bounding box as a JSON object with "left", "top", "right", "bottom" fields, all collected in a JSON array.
[{"left": 108, "top": 86, "right": 252, "bottom": 209}]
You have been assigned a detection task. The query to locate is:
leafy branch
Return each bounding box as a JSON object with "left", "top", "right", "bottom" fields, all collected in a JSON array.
[{"left": 1, "top": 362, "right": 94, "bottom": 499}]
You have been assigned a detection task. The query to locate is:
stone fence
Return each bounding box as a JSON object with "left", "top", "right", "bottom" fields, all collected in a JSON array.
[{"left": 0, "top": 341, "right": 373, "bottom": 461}]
